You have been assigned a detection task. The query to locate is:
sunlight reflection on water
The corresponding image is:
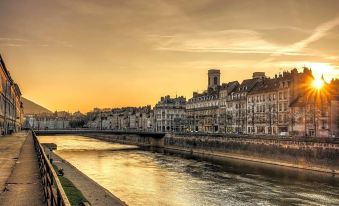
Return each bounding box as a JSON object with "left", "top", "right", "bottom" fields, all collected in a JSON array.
[{"left": 39, "top": 135, "right": 339, "bottom": 206}]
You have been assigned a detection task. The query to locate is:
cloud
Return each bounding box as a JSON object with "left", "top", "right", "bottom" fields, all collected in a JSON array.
[
  {"left": 0, "top": 37, "right": 73, "bottom": 48},
  {"left": 149, "top": 15, "right": 339, "bottom": 58},
  {"left": 149, "top": 30, "right": 291, "bottom": 54},
  {"left": 2, "top": 43, "right": 24, "bottom": 47},
  {"left": 272, "top": 16, "right": 339, "bottom": 56},
  {"left": 0, "top": 38, "right": 28, "bottom": 42}
]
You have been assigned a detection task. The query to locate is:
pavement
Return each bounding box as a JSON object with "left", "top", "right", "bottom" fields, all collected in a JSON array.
[{"left": 0, "top": 132, "right": 45, "bottom": 206}]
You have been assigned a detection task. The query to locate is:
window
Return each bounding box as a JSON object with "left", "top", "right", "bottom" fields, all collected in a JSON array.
[{"left": 214, "top": 76, "right": 218, "bottom": 85}]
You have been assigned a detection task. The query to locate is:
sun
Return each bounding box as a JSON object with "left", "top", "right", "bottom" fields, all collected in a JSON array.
[{"left": 312, "top": 78, "right": 324, "bottom": 90}]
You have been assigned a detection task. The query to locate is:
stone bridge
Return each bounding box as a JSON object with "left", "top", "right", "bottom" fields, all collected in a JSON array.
[{"left": 34, "top": 129, "right": 167, "bottom": 148}]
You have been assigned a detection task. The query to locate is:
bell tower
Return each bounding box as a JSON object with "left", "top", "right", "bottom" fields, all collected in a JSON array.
[{"left": 208, "top": 69, "right": 220, "bottom": 90}]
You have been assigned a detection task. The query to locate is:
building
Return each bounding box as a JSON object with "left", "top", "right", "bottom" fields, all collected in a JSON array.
[
  {"left": 186, "top": 69, "right": 220, "bottom": 132},
  {"left": 289, "top": 69, "right": 339, "bottom": 137},
  {"left": 247, "top": 73, "right": 291, "bottom": 135},
  {"left": 218, "top": 81, "right": 239, "bottom": 133},
  {"left": 225, "top": 73, "right": 263, "bottom": 134},
  {"left": 154, "top": 95, "right": 186, "bottom": 132},
  {"left": 0, "top": 54, "right": 23, "bottom": 134},
  {"left": 86, "top": 106, "right": 153, "bottom": 131},
  {"left": 27, "top": 111, "right": 71, "bottom": 130}
]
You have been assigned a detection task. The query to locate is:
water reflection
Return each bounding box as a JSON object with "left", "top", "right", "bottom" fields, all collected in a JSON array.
[{"left": 39, "top": 135, "right": 339, "bottom": 206}]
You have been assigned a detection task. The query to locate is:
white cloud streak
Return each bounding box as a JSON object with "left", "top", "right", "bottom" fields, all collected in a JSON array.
[
  {"left": 0, "top": 37, "right": 73, "bottom": 48},
  {"left": 272, "top": 16, "right": 339, "bottom": 56},
  {"left": 149, "top": 30, "right": 289, "bottom": 54},
  {"left": 149, "top": 15, "right": 339, "bottom": 57}
]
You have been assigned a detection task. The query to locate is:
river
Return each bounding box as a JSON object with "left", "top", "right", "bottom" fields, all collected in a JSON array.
[{"left": 38, "top": 135, "right": 339, "bottom": 206}]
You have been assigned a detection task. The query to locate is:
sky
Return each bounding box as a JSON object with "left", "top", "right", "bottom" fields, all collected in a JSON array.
[{"left": 0, "top": 0, "right": 339, "bottom": 112}]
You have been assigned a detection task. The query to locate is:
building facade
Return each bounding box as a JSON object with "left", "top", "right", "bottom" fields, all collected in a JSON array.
[
  {"left": 186, "top": 69, "right": 220, "bottom": 133},
  {"left": 154, "top": 95, "right": 186, "bottom": 132},
  {"left": 87, "top": 106, "right": 153, "bottom": 131},
  {"left": 247, "top": 74, "right": 290, "bottom": 135},
  {"left": 225, "top": 73, "right": 263, "bottom": 134},
  {"left": 0, "top": 55, "right": 23, "bottom": 135},
  {"left": 218, "top": 81, "right": 239, "bottom": 133},
  {"left": 289, "top": 69, "right": 339, "bottom": 137}
]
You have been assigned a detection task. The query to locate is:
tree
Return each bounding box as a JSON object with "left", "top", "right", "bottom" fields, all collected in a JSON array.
[{"left": 69, "top": 119, "right": 85, "bottom": 128}]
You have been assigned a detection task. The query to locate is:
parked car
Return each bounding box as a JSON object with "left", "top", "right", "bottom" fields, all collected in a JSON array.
[{"left": 279, "top": 132, "right": 289, "bottom": 136}]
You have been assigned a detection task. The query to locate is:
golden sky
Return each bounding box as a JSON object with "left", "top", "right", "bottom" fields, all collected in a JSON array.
[{"left": 0, "top": 0, "right": 339, "bottom": 112}]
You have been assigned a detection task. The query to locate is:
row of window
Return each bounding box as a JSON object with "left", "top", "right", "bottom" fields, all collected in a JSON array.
[{"left": 187, "top": 100, "right": 219, "bottom": 109}]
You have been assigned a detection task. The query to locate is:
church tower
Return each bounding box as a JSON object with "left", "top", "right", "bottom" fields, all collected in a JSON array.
[{"left": 208, "top": 69, "right": 220, "bottom": 90}]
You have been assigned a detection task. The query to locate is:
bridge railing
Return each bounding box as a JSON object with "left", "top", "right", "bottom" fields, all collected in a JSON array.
[{"left": 32, "top": 131, "right": 71, "bottom": 206}]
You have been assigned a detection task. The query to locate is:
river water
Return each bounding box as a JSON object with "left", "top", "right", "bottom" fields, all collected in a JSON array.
[{"left": 38, "top": 135, "right": 339, "bottom": 206}]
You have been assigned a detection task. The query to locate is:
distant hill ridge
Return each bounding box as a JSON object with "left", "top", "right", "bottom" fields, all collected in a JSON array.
[{"left": 22, "top": 97, "right": 52, "bottom": 115}]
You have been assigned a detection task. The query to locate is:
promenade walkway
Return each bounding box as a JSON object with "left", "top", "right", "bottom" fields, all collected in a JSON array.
[{"left": 0, "top": 132, "right": 45, "bottom": 206}]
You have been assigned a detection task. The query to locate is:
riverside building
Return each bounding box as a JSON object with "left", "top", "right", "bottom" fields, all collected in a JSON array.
[
  {"left": 87, "top": 106, "right": 153, "bottom": 131},
  {"left": 225, "top": 73, "right": 263, "bottom": 134},
  {"left": 154, "top": 95, "right": 186, "bottom": 132},
  {"left": 218, "top": 81, "right": 239, "bottom": 133},
  {"left": 288, "top": 68, "right": 339, "bottom": 137},
  {"left": 246, "top": 73, "right": 291, "bottom": 135},
  {"left": 186, "top": 69, "right": 221, "bottom": 132},
  {"left": 0, "top": 54, "right": 23, "bottom": 135}
]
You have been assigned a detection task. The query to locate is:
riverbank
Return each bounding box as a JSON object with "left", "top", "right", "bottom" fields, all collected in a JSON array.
[
  {"left": 84, "top": 133, "right": 339, "bottom": 176},
  {"left": 46, "top": 150, "right": 127, "bottom": 206},
  {"left": 164, "top": 145, "right": 339, "bottom": 175}
]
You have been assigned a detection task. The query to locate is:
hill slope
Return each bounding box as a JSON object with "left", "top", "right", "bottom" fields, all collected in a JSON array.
[{"left": 21, "top": 97, "right": 52, "bottom": 115}]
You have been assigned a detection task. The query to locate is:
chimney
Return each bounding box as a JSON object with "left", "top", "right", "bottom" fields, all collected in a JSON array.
[{"left": 252, "top": 72, "right": 266, "bottom": 79}]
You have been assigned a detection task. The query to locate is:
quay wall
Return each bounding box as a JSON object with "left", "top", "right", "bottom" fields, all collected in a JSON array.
[
  {"left": 166, "top": 134, "right": 339, "bottom": 172},
  {"left": 84, "top": 133, "right": 339, "bottom": 173}
]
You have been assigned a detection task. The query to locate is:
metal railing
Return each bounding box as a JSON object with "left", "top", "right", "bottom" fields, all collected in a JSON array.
[{"left": 32, "top": 131, "right": 71, "bottom": 206}]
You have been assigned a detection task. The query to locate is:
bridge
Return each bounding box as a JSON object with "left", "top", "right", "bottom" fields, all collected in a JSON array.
[
  {"left": 34, "top": 129, "right": 167, "bottom": 148},
  {"left": 34, "top": 129, "right": 166, "bottom": 138}
]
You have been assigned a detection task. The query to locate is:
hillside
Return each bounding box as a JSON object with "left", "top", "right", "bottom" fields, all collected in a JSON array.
[{"left": 21, "top": 97, "right": 52, "bottom": 115}]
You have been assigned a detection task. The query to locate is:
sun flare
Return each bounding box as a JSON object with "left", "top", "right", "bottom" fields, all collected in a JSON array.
[
  {"left": 306, "top": 62, "right": 336, "bottom": 83},
  {"left": 312, "top": 78, "right": 324, "bottom": 90}
]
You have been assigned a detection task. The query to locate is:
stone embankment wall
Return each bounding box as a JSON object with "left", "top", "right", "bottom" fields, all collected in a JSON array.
[
  {"left": 84, "top": 133, "right": 339, "bottom": 173},
  {"left": 165, "top": 134, "right": 339, "bottom": 170}
]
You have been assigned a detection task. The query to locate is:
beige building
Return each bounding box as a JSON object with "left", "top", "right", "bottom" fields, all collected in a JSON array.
[
  {"left": 27, "top": 111, "right": 71, "bottom": 130},
  {"left": 218, "top": 81, "right": 239, "bottom": 133},
  {"left": 247, "top": 73, "right": 291, "bottom": 135},
  {"left": 186, "top": 69, "right": 220, "bottom": 132},
  {"left": 87, "top": 106, "right": 153, "bottom": 131},
  {"left": 225, "top": 73, "right": 263, "bottom": 134},
  {"left": 154, "top": 95, "right": 186, "bottom": 132}
]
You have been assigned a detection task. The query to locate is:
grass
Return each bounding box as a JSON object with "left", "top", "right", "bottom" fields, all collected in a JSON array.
[{"left": 52, "top": 164, "right": 87, "bottom": 206}]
